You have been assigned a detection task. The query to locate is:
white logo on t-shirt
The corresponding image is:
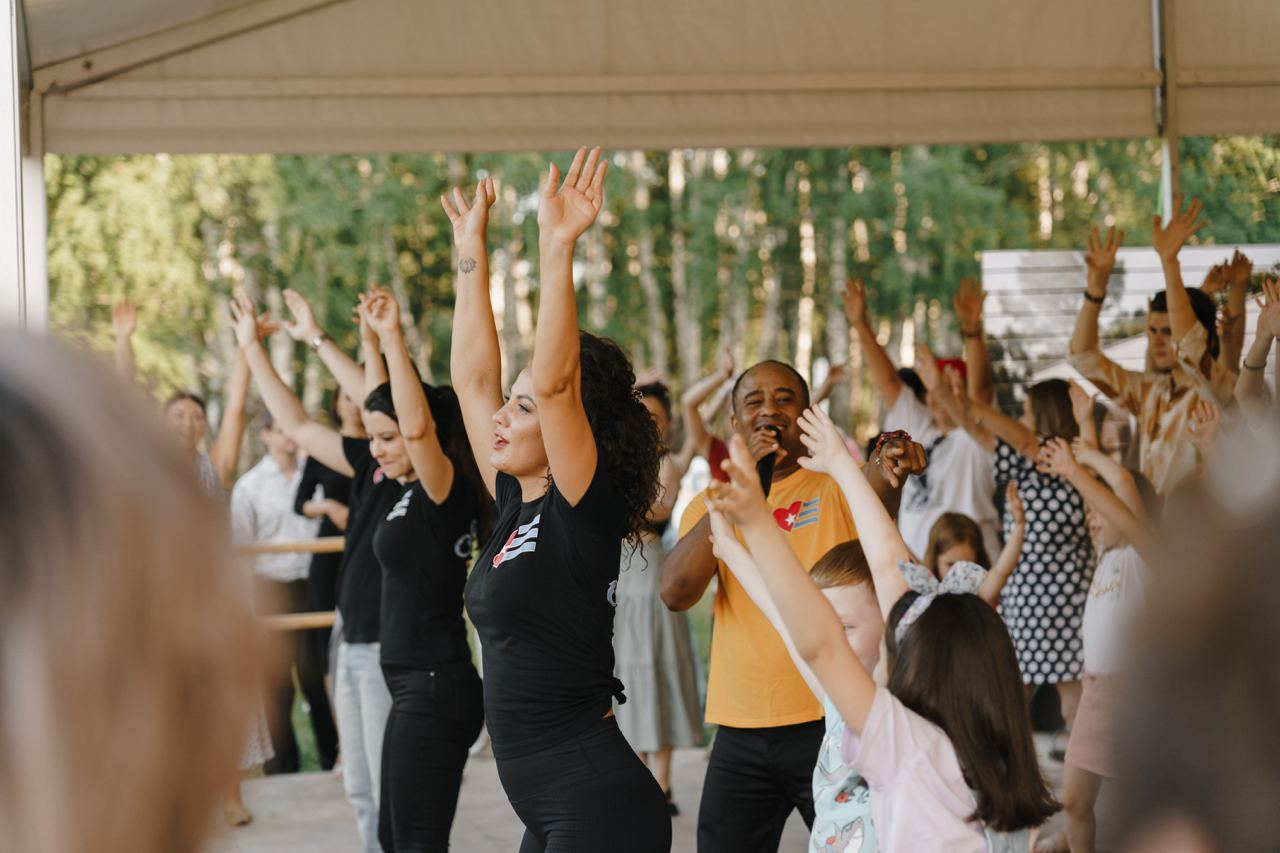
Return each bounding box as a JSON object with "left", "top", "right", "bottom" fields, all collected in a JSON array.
[
  {"left": 386, "top": 490, "right": 413, "bottom": 521},
  {"left": 606, "top": 579, "right": 618, "bottom": 607},
  {"left": 493, "top": 514, "right": 541, "bottom": 567},
  {"left": 454, "top": 521, "right": 478, "bottom": 559}
]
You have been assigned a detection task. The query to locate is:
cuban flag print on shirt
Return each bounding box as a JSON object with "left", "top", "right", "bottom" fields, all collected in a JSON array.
[
  {"left": 493, "top": 514, "right": 541, "bottom": 567},
  {"left": 773, "top": 498, "right": 821, "bottom": 533}
]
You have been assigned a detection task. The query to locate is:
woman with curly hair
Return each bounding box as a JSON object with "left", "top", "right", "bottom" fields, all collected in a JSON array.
[{"left": 445, "top": 149, "right": 671, "bottom": 852}]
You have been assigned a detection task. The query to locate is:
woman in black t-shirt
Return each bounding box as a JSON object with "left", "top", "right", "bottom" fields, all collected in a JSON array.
[
  {"left": 361, "top": 291, "right": 490, "bottom": 852},
  {"left": 445, "top": 152, "right": 670, "bottom": 852}
]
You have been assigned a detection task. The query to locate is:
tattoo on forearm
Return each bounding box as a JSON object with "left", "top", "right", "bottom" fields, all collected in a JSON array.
[{"left": 460, "top": 257, "right": 478, "bottom": 274}]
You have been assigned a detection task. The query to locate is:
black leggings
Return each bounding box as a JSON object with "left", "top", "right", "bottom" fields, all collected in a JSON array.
[
  {"left": 378, "top": 662, "right": 484, "bottom": 853},
  {"left": 497, "top": 715, "right": 671, "bottom": 852}
]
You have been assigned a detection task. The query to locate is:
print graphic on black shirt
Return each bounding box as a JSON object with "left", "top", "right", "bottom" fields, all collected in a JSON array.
[
  {"left": 466, "top": 469, "right": 629, "bottom": 759},
  {"left": 491, "top": 514, "right": 540, "bottom": 567}
]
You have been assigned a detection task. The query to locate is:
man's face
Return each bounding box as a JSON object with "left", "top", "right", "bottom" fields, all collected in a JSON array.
[
  {"left": 260, "top": 423, "right": 297, "bottom": 458},
  {"left": 1146, "top": 310, "right": 1176, "bottom": 371},
  {"left": 730, "top": 364, "right": 809, "bottom": 468}
]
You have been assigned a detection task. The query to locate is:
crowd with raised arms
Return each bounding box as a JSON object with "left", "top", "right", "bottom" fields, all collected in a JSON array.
[{"left": 9, "top": 149, "right": 1280, "bottom": 853}]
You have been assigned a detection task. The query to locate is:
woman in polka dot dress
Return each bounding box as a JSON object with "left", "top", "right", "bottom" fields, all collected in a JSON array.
[{"left": 917, "top": 352, "right": 1094, "bottom": 724}]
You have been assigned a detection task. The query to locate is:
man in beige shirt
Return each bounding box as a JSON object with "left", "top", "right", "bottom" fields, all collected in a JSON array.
[{"left": 1067, "top": 200, "right": 1236, "bottom": 495}]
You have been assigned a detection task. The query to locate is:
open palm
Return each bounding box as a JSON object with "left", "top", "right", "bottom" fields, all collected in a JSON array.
[
  {"left": 440, "top": 177, "right": 496, "bottom": 246},
  {"left": 538, "top": 147, "right": 608, "bottom": 246}
]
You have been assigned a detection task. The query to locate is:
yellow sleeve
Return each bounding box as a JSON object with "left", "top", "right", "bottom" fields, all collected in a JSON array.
[{"left": 678, "top": 489, "right": 710, "bottom": 539}]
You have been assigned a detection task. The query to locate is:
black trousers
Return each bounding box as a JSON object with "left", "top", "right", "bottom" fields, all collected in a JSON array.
[
  {"left": 378, "top": 662, "right": 484, "bottom": 853},
  {"left": 305, "top": 550, "right": 342, "bottom": 676},
  {"left": 496, "top": 715, "right": 671, "bottom": 853},
  {"left": 696, "top": 720, "right": 825, "bottom": 853},
  {"left": 257, "top": 578, "right": 340, "bottom": 773}
]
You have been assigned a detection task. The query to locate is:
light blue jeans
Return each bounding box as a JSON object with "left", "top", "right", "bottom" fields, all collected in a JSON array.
[{"left": 333, "top": 641, "right": 392, "bottom": 853}]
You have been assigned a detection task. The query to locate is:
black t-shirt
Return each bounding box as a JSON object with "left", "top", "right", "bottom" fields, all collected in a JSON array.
[
  {"left": 294, "top": 455, "right": 353, "bottom": 538},
  {"left": 466, "top": 467, "right": 628, "bottom": 759},
  {"left": 373, "top": 477, "right": 479, "bottom": 668},
  {"left": 336, "top": 437, "right": 403, "bottom": 644}
]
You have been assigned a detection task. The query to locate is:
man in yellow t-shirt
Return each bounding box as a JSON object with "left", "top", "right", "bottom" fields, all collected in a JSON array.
[{"left": 663, "top": 360, "right": 922, "bottom": 852}]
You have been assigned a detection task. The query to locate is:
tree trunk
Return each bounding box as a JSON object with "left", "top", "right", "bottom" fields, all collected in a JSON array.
[
  {"left": 631, "top": 151, "right": 669, "bottom": 377},
  {"left": 757, "top": 233, "right": 782, "bottom": 361},
  {"left": 793, "top": 163, "right": 818, "bottom": 382},
  {"left": 583, "top": 223, "right": 608, "bottom": 331},
  {"left": 381, "top": 229, "right": 430, "bottom": 380},
  {"left": 827, "top": 217, "right": 851, "bottom": 426},
  {"left": 670, "top": 150, "right": 703, "bottom": 388}
]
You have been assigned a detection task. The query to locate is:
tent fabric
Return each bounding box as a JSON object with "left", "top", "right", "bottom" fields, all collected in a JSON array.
[{"left": 20, "top": 0, "right": 1280, "bottom": 154}]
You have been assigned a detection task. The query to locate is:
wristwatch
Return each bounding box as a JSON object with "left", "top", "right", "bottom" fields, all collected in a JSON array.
[{"left": 309, "top": 332, "right": 328, "bottom": 352}]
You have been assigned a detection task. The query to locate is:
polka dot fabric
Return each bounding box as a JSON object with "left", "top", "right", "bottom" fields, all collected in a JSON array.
[{"left": 994, "top": 439, "right": 1095, "bottom": 685}]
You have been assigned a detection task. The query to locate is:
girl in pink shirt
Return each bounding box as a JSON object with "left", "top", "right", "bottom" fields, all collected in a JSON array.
[{"left": 707, "top": 407, "right": 1057, "bottom": 852}]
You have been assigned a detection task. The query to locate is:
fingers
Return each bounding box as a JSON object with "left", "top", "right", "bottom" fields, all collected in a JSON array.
[
  {"left": 588, "top": 160, "right": 608, "bottom": 201},
  {"left": 561, "top": 147, "right": 587, "bottom": 192},
  {"left": 577, "top": 147, "right": 600, "bottom": 192},
  {"left": 452, "top": 186, "right": 471, "bottom": 217},
  {"left": 440, "top": 192, "right": 459, "bottom": 222}
]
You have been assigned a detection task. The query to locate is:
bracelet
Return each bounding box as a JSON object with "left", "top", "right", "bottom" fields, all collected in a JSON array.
[
  {"left": 961, "top": 327, "right": 982, "bottom": 339},
  {"left": 1083, "top": 291, "right": 1106, "bottom": 305},
  {"left": 872, "top": 429, "right": 912, "bottom": 465},
  {"left": 1243, "top": 359, "right": 1267, "bottom": 372},
  {"left": 309, "top": 332, "right": 329, "bottom": 352}
]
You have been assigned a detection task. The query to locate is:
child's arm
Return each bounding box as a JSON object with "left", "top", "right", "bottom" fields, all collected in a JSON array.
[
  {"left": 1069, "top": 380, "right": 1098, "bottom": 449},
  {"left": 797, "top": 406, "right": 915, "bottom": 623},
  {"left": 1039, "top": 439, "right": 1155, "bottom": 562},
  {"left": 706, "top": 434, "right": 876, "bottom": 733},
  {"left": 915, "top": 346, "right": 998, "bottom": 452},
  {"left": 978, "top": 482, "right": 1024, "bottom": 605},
  {"left": 1070, "top": 438, "right": 1146, "bottom": 518},
  {"left": 707, "top": 511, "right": 825, "bottom": 699}
]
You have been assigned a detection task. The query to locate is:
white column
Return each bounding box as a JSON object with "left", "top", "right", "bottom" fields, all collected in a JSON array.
[
  {"left": 22, "top": 94, "right": 45, "bottom": 330},
  {"left": 1, "top": 0, "right": 27, "bottom": 328}
]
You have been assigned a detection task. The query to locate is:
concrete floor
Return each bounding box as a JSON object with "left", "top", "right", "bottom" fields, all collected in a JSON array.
[{"left": 204, "top": 735, "right": 1091, "bottom": 852}]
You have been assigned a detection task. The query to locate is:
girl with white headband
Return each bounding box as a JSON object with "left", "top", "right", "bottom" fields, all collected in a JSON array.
[{"left": 707, "top": 406, "right": 1056, "bottom": 852}]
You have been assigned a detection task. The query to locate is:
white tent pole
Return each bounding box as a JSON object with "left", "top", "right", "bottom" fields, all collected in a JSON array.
[
  {"left": 1, "top": 0, "right": 27, "bottom": 328},
  {"left": 1156, "top": 0, "right": 1182, "bottom": 222},
  {"left": 22, "top": 90, "right": 45, "bottom": 329}
]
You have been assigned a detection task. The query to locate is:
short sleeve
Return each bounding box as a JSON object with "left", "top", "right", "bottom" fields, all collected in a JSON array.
[
  {"left": 678, "top": 490, "right": 711, "bottom": 539},
  {"left": 883, "top": 389, "right": 939, "bottom": 446},
  {"left": 842, "top": 687, "right": 960, "bottom": 791},
  {"left": 493, "top": 471, "right": 522, "bottom": 513},
  {"left": 1067, "top": 347, "right": 1146, "bottom": 416},
  {"left": 993, "top": 438, "right": 1032, "bottom": 486},
  {"left": 342, "top": 436, "right": 373, "bottom": 472},
  {"left": 549, "top": 465, "right": 627, "bottom": 539},
  {"left": 294, "top": 456, "right": 321, "bottom": 516}
]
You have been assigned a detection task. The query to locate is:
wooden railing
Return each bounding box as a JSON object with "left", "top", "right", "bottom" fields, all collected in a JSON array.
[{"left": 237, "top": 537, "right": 343, "bottom": 630}]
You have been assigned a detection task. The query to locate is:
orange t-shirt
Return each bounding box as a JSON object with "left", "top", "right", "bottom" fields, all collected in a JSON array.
[{"left": 678, "top": 466, "right": 859, "bottom": 728}]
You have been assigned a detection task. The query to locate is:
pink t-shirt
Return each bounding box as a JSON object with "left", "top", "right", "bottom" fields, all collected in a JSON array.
[{"left": 841, "top": 688, "right": 987, "bottom": 852}]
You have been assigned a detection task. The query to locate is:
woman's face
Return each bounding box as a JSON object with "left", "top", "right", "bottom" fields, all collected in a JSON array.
[
  {"left": 491, "top": 370, "right": 550, "bottom": 478},
  {"left": 336, "top": 392, "right": 363, "bottom": 433},
  {"left": 936, "top": 542, "right": 978, "bottom": 579},
  {"left": 1088, "top": 506, "right": 1124, "bottom": 553},
  {"left": 641, "top": 395, "right": 670, "bottom": 444},
  {"left": 364, "top": 411, "right": 413, "bottom": 481},
  {"left": 165, "top": 399, "right": 206, "bottom": 451}
]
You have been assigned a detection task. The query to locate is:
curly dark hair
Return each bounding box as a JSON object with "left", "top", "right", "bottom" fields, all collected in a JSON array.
[{"left": 578, "top": 331, "right": 663, "bottom": 548}]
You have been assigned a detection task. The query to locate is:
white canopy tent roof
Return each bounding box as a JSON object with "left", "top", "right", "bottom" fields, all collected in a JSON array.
[{"left": 5, "top": 0, "right": 1280, "bottom": 323}]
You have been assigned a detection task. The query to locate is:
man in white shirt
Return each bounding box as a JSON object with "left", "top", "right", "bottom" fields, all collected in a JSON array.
[
  {"left": 844, "top": 278, "right": 1002, "bottom": 560},
  {"left": 232, "top": 414, "right": 336, "bottom": 773}
]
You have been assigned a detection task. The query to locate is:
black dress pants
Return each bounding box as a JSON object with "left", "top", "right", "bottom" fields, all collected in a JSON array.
[{"left": 696, "top": 720, "right": 824, "bottom": 852}]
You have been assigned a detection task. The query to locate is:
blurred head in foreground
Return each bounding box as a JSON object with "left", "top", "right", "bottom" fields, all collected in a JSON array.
[
  {"left": 0, "top": 334, "right": 264, "bottom": 853},
  {"left": 1118, "top": 418, "right": 1280, "bottom": 853}
]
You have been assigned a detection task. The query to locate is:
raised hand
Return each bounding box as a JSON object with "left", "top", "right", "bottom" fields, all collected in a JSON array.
[
  {"left": 1068, "top": 379, "right": 1094, "bottom": 428},
  {"left": 1006, "top": 481, "right": 1025, "bottom": 529},
  {"left": 227, "top": 291, "right": 278, "bottom": 350},
  {"left": 1085, "top": 225, "right": 1124, "bottom": 295},
  {"left": 825, "top": 362, "right": 849, "bottom": 385},
  {"left": 1199, "top": 263, "right": 1227, "bottom": 295},
  {"left": 875, "top": 435, "right": 928, "bottom": 489},
  {"left": 363, "top": 290, "right": 402, "bottom": 339},
  {"left": 708, "top": 509, "right": 752, "bottom": 566},
  {"left": 1036, "top": 437, "right": 1081, "bottom": 478},
  {"left": 538, "top": 147, "right": 608, "bottom": 247},
  {"left": 914, "top": 345, "right": 942, "bottom": 392},
  {"left": 1256, "top": 279, "right": 1280, "bottom": 341},
  {"left": 952, "top": 276, "right": 986, "bottom": 334},
  {"left": 281, "top": 289, "right": 323, "bottom": 343},
  {"left": 111, "top": 298, "right": 137, "bottom": 340},
  {"left": 1187, "top": 399, "right": 1221, "bottom": 452},
  {"left": 841, "top": 277, "right": 869, "bottom": 327},
  {"left": 796, "top": 405, "right": 852, "bottom": 475},
  {"left": 1152, "top": 195, "right": 1208, "bottom": 263},
  {"left": 706, "top": 434, "right": 773, "bottom": 528},
  {"left": 440, "top": 176, "right": 497, "bottom": 248},
  {"left": 718, "top": 346, "right": 736, "bottom": 379},
  {"left": 1227, "top": 249, "right": 1253, "bottom": 287}
]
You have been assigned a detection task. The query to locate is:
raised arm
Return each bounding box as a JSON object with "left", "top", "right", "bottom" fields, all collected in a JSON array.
[
  {"left": 952, "top": 276, "right": 995, "bottom": 406},
  {"left": 1068, "top": 380, "right": 1098, "bottom": 449},
  {"left": 844, "top": 278, "right": 903, "bottom": 409},
  {"left": 676, "top": 351, "right": 735, "bottom": 472},
  {"left": 811, "top": 362, "right": 848, "bottom": 407},
  {"left": 978, "top": 482, "right": 1024, "bottom": 605},
  {"left": 111, "top": 298, "right": 138, "bottom": 382},
  {"left": 209, "top": 349, "right": 252, "bottom": 490},
  {"left": 354, "top": 290, "right": 389, "bottom": 396},
  {"left": 1039, "top": 438, "right": 1154, "bottom": 561},
  {"left": 532, "top": 147, "right": 609, "bottom": 504},
  {"left": 797, "top": 406, "right": 912, "bottom": 622},
  {"left": 444, "top": 178, "right": 501, "bottom": 498},
  {"left": 916, "top": 346, "right": 997, "bottom": 452},
  {"left": 707, "top": 511, "right": 825, "bottom": 698},
  {"left": 1219, "top": 251, "right": 1252, "bottom": 373},
  {"left": 709, "top": 434, "right": 876, "bottom": 732},
  {"left": 1237, "top": 279, "right": 1280, "bottom": 405},
  {"left": 365, "top": 292, "right": 454, "bottom": 502},
  {"left": 228, "top": 292, "right": 351, "bottom": 477},
  {"left": 1151, "top": 196, "right": 1209, "bottom": 349},
  {"left": 1070, "top": 226, "right": 1124, "bottom": 356},
  {"left": 281, "top": 288, "right": 369, "bottom": 407}
]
